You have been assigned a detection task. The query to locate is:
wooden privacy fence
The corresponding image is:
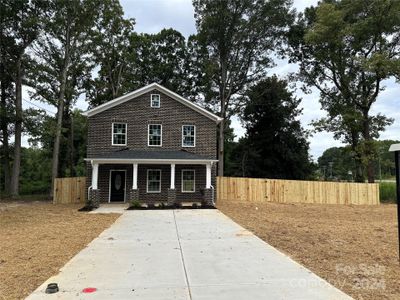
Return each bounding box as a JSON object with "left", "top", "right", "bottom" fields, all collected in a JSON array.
[
  {"left": 217, "top": 177, "right": 380, "bottom": 205},
  {"left": 53, "top": 177, "right": 86, "bottom": 204}
]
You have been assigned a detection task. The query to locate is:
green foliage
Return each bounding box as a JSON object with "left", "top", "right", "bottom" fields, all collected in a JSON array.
[
  {"left": 19, "top": 147, "right": 51, "bottom": 195},
  {"left": 129, "top": 200, "right": 141, "bottom": 208},
  {"left": 379, "top": 182, "right": 397, "bottom": 203},
  {"left": 288, "top": 0, "right": 400, "bottom": 182},
  {"left": 318, "top": 140, "right": 399, "bottom": 181},
  {"left": 226, "top": 76, "right": 314, "bottom": 179}
]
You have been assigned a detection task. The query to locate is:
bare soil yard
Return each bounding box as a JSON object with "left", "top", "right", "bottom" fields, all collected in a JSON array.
[
  {"left": 218, "top": 202, "right": 400, "bottom": 300},
  {"left": 0, "top": 201, "right": 119, "bottom": 300}
]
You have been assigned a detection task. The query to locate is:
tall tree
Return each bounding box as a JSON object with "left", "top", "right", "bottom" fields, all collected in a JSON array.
[
  {"left": 288, "top": 0, "right": 400, "bottom": 182},
  {"left": 131, "top": 29, "right": 190, "bottom": 96},
  {"left": 30, "top": 0, "right": 101, "bottom": 197},
  {"left": 233, "top": 76, "right": 313, "bottom": 179},
  {"left": 87, "top": 0, "right": 134, "bottom": 107},
  {"left": 1, "top": 0, "right": 46, "bottom": 196},
  {"left": 192, "top": 0, "right": 294, "bottom": 176},
  {"left": 0, "top": 49, "right": 14, "bottom": 194}
]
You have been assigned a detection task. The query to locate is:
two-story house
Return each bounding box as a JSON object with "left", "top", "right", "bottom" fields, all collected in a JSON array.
[{"left": 83, "top": 83, "right": 222, "bottom": 207}]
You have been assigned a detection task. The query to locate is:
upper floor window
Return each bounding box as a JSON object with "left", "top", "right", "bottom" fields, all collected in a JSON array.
[
  {"left": 112, "top": 123, "right": 127, "bottom": 146},
  {"left": 182, "top": 125, "right": 195, "bottom": 147},
  {"left": 148, "top": 124, "right": 162, "bottom": 146},
  {"left": 150, "top": 94, "right": 160, "bottom": 108}
]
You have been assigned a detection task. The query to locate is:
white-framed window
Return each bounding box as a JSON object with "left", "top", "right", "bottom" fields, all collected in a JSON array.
[
  {"left": 150, "top": 94, "right": 160, "bottom": 108},
  {"left": 182, "top": 170, "right": 195, "bottom": 193},
  {"left": 112, "top": 122, "right": 127, "bottom": 146},
  {"left": 147, "top": 169, "right": 161, "bottom": 193},
  {"left": 182, "top": 125, "right": 196, "bottom": 147},
  {"left": 148, "top": 124, "right": 162, "bottom": 146}
]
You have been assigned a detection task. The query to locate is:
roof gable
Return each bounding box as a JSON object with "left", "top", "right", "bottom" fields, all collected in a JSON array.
[{"left": 82, "top": 83, "right": 222, "bottom": 123}]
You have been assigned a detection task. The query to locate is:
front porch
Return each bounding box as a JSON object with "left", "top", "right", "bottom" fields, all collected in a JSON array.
[{"left": 86, "top": 150, "right": 217, "bottom": 207}]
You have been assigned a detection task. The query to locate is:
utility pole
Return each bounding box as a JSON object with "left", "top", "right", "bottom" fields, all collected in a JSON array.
[{"left": 389, "top": 143, "right": 400, "bottom": 261}]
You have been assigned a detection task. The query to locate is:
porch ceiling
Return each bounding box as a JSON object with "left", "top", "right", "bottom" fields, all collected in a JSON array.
[{"left": 85, "top": 149, "right": 217, "bottom": 165}]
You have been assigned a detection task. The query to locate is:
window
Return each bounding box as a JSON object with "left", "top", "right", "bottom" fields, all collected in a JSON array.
[
  {"left": 148, "top": 124, "right": 162, "bottom": 146},
  {"left": 112, "top": 123, "right": 127, "bottom": 145},
  {"left": 147, "top": 169, "right": 161, "bottom": 193},
  {"left": 182, "top": 170, "right": 195, "bottom": 193},
  {"left": 182, "top": 125, "right": 195, "bottom": 147},
  {"left": 150, "top": 94, "right": 160, "bottom": 108}
]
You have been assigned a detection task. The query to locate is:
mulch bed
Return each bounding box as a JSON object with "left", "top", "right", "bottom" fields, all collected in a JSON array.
[
  {"left": 218, "top": 202, "right": 400, "bottom": 300},
  {"left": 0, "top": 202, "right": 120, "bottom": 300},
  {"left": 126, "top": 204, "right": 216, "bottom": 210}
]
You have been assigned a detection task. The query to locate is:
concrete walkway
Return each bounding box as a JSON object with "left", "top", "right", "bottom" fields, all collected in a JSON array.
[{"left": 27, "top": 210, "right": 352, "bottom": 300}]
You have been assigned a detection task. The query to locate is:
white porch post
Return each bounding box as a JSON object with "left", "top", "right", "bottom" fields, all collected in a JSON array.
[
  {"left": 91, "top": 162, "right": 99, "bottom": 190},
  {"left": 170, "top": 163, "right": 175, "bottom": 189},
  {"left": 132, "top": 163, "right": 138, "bottom": 189},
  {"left": 206, "top": 163, "right": 212, "bottom": 189}
]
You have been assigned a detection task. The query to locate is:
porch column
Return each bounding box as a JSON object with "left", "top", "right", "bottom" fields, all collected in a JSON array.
[
  {"left": 168, "top": 164, "right": 176, "bottom": 206},
  {"left": 132, "top": 163, "right": 138, "bottom": 189},
  {"left": 129, "top": 163, "right": 140, "bottom": 203},
  {"left": 206, "top": 162, "right": 212, "bottom": 189},
  {"left": 91, "top": 162, "right": 99, "bottom": 190},
  {"left": 89, "top": 162, "right": 100, "bottom": 208},
  {"left": 170, "top": 163, "right": 175, "bottom": 189}
]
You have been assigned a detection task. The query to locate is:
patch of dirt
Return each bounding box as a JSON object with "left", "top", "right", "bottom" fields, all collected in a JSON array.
[
  {"left": 0, "top": 202, "right": 120, "bottom": 300},
  {"left": 218, "top": 202, "right": 400, "bottom": 300}
]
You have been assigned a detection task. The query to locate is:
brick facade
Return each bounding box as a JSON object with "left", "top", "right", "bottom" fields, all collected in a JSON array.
[{"left": 86, "top": 88, "right": 217, "bottom": 204}]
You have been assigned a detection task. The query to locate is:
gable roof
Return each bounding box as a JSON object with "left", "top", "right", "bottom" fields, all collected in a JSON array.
[{"left": 82, "top": 83, "right": 223, "bottom": 123}]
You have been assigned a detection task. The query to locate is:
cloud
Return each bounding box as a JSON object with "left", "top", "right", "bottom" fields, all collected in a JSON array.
[{"left": 120, "top": 0, "right": 196, "bottom": 37}]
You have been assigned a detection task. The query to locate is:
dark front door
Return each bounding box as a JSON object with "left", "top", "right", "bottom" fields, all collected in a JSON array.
[{"left": 110, "top": 170, "right": 126, "bottom": 202}]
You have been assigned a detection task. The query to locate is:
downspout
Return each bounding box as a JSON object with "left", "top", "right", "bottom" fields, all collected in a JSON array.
[{"left": 210, "top": 185, "right": 215, "bottom": 206}]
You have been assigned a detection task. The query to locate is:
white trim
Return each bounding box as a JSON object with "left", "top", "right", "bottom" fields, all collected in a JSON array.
[
  {"left": 147, "top": 124, "right": 162, "bottom": 147},
  {"left": 181, "top": 169, "right": 195, "bottom": 193},
  {"left": 82, "top": 83, "right": 223, "bottom": 123},
  {"left": 91, "top": 163, "right": 99, "bottom": 189},
  {"left": 85, "top": 158, "right": 218, "bottom": 165},
  {"left": 150, "top": 94, "right": 160, "bottom": 108},
  {"left": 132, "top": 163, "right": 138, "bottom": 190},
  {"left": 111, "top": 122, "right": 127, "bottom": 146},
  {"left": 182, "top": 125, "right": 196, "bottom": 148},
  {"left": 206, "top": 163, "right": 212, "bottom": 189},
  {"left": 170, "top": 164, "right": 175, "bottom": 189},
  {"left": 147, "top": 169, "right": 161, "bottom": 193},
  {"left": 108, "top": 169, "right": 127, "bottom": 203}
]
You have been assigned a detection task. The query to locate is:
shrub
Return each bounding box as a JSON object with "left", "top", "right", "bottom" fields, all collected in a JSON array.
[
  {"left": 379, "top": 182, "right": 397, "bottom": 203},
  {"left": 129, "top": 200, "right": 141, "bottom": 208}
]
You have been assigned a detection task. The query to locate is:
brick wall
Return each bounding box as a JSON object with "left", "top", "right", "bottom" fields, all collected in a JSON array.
[
  {"left": 86, "top": 88, "right": 218, "bottom": 203},
  {"left": 87, "top": 89, "right": 217, "bottom": 158}
]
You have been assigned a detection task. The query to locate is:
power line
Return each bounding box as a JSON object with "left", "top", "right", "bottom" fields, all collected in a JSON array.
[{"left": 22, "top": 98, "right": 56, "bottom": 115}]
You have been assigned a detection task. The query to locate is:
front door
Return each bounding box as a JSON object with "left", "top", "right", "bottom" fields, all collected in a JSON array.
[{"left": 110, "top": 170, "right": 126, "bottom": 202}]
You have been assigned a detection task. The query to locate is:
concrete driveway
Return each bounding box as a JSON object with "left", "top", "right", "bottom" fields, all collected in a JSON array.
[{"left": 27, "top": 210, "right": 352, "bottom": 299}]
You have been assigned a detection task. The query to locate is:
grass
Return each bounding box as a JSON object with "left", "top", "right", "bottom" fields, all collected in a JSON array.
[
  {"left": 380, "top": 182, "right": 397, "bottom": 203},
  {"left": 0, "top": 201, "right": 120, "bottom": 300},
  {"left": 218, "top": 202, "right": 400, "bottom": 300}
]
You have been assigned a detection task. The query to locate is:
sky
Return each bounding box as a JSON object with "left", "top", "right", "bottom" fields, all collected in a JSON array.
[{"left": 22, "top": 0, "right": 400, "bottom": 160}]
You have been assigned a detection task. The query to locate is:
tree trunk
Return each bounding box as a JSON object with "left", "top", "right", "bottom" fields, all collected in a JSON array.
[
  {"left": 0, "top": 64, "right": 11, "bottom": 194},
  {"left": 69, "top": 113, "right": 75, "bottom": 177},
  {"left": 10, "top": 58, "right": 22, "bottom": 197},
  {"left": 218, "top": 56, "right": 227, "bottom": 177},
  {"left": 50, "top": 39, "right": 71, "bottom": 198},
  {"left": 362, "top": 110, "right": 374, "bottom": 183},
  {"left": 218, "top": 116, "right": 225, "bottom": 176}
]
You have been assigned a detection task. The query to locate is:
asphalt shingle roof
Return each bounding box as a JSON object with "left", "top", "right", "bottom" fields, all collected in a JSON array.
[{"left": 90, "top": 149, "right": 215, "bottom": 161}]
